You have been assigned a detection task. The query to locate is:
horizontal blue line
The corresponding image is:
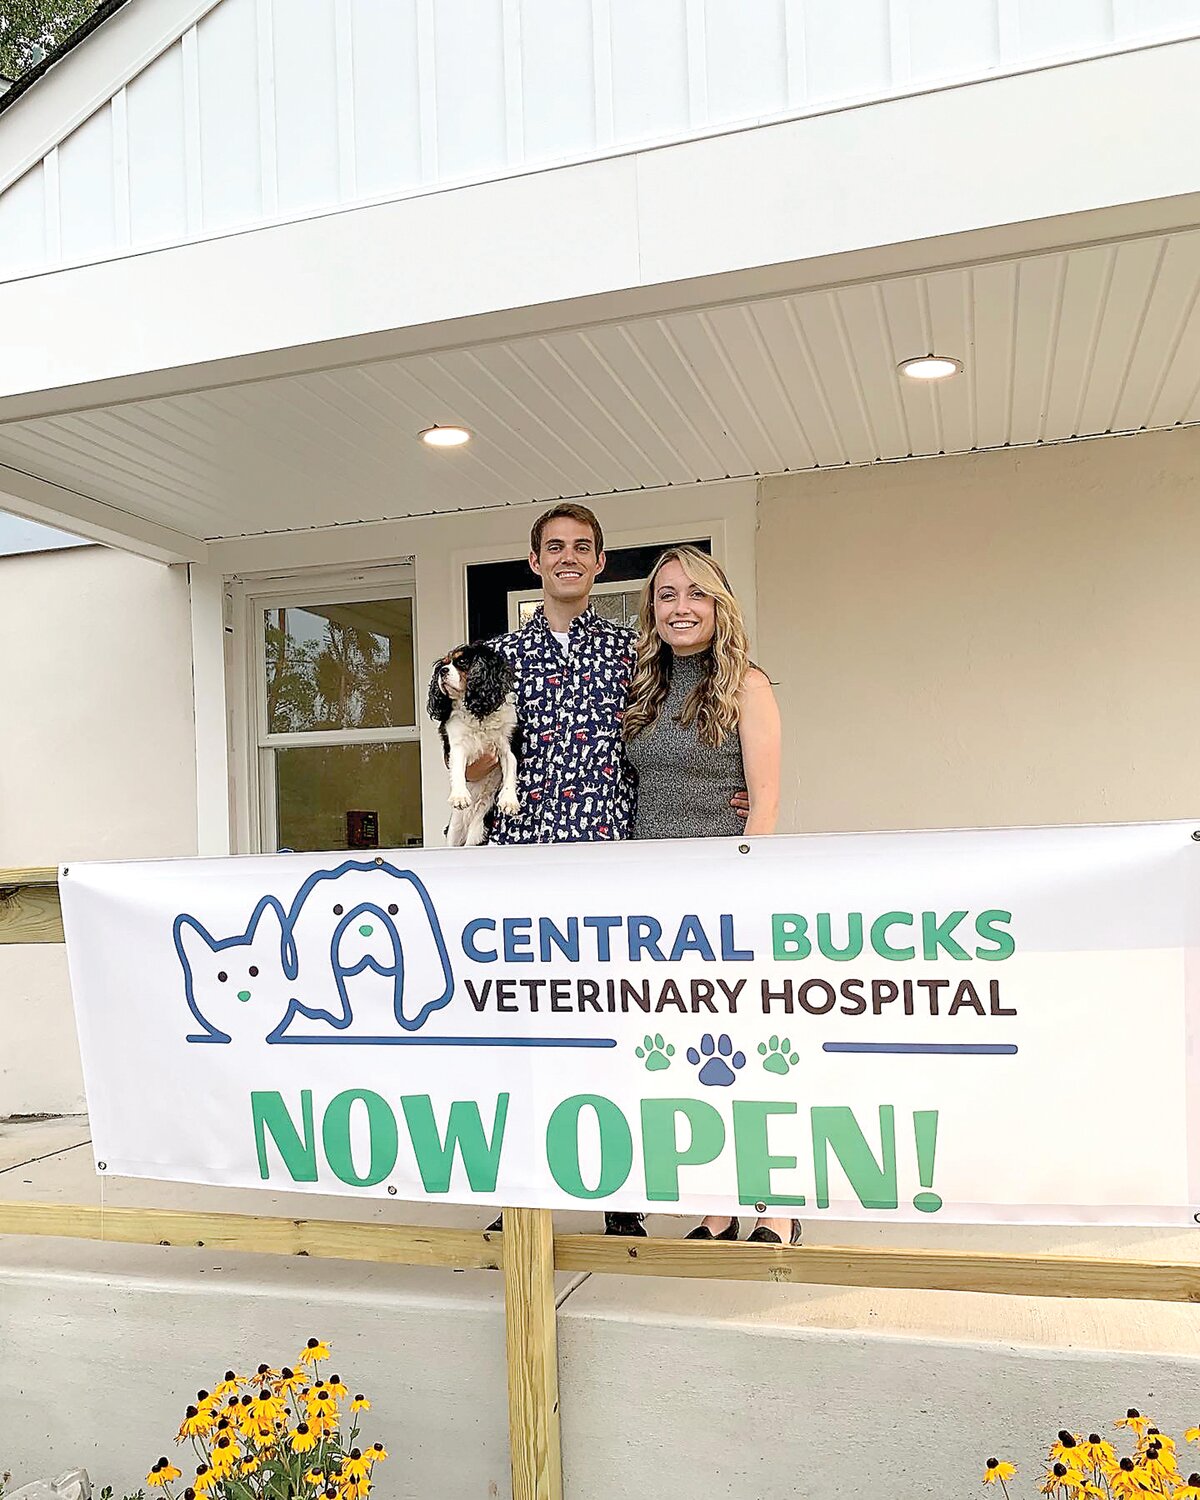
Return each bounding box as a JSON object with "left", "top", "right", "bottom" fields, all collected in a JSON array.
[
  {"left": 823, "top": 1042, "right": 1018, "bottom": 1055},
  {"left": 269, "top": 1035, "right": 617, "bottom": 1048}
]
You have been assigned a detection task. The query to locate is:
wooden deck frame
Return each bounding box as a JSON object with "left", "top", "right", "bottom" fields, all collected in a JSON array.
[{"left": 6, "top": 868, "right": 1200, "bottom": 1500}]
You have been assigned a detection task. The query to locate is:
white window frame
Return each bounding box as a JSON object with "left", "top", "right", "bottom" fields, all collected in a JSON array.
[{"left": 230, "top": 563, "right": 420, "bottom": 855}]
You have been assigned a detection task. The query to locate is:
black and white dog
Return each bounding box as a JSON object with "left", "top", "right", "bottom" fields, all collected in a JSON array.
[{"left": 426, "top": 643, "right": 521, "bottom": 847}]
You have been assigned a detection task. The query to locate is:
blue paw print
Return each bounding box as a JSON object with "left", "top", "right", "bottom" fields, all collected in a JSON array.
[{"left": 687, "top": 1032, "right": 746, "bottom": 1087}]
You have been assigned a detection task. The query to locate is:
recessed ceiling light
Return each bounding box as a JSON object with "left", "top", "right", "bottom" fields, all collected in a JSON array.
[
  {"left": 419, "top": 424, "right": 471, "bottom": 447},
  {"left": 898, "top": 355, "right": 963, "bottom": 381}
]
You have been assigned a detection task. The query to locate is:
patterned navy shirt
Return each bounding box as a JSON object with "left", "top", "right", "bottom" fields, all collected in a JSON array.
[{"left": 489, "top": 606, "right": 636, "bottom": 844}]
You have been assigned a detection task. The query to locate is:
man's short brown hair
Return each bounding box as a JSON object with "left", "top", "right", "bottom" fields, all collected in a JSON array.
[{"left": 530, "top": 503, "right": 604, "bottom": 557}]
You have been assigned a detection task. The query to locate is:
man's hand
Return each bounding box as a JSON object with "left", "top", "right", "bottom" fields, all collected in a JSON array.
[
  {"left": 466, "top": 753, "right": 499, "bottom": 783},
  {"left": 730, "top": 790, "right": 750, "bottom": 822}
]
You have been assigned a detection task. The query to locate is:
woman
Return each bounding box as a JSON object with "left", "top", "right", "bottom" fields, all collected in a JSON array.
[{"left": 624, "top": 545, "right": 795, "bottom": 1245}]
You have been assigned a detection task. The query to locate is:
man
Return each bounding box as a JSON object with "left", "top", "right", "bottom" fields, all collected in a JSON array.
[
  {"left": 486, "top": 503, "right": 635, "bottom": 847},
  {"left": 474, "top": 503, "right": 746, "bottom": 1235}
]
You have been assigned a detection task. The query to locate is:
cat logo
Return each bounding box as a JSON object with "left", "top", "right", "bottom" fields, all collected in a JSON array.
[{"left": 175, "top": 861, "right": 454, "bottom": 1045}]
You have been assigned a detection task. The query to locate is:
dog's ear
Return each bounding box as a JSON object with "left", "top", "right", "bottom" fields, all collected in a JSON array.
[
  {"left": 426, "top": 659, "right": 452, "bottom": 723},
  {"left": 464, "top": 648, "right": 515, "bottom": 719}
]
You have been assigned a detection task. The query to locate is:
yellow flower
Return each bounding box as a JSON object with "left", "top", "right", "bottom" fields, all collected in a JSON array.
[
  {"left": 275, "top": 1367, "right": 306, "bottom": 1398},
  {"left": 325, "top": 1375, "right": 350, "bottom": 1402},
  {"left": 1082, "top": 1436, "right": 1118, "bottom": 1472},
  {"left": 984, "top": 1460, "right": 1017, "bottom": 1486},
  {"left": 339, "top": 1482, "right": 371, "bottom": 1500},
  {"left": 212, "top": 1371, "right": 242, "bottom": 1400},
  {"left": 291, "top": 1423, "right": 320, "bottom": 1454},
  {"left": 147, "top": 1461, "right": 182, "bottom": 1488},
  {"left": 1174, "top": 1475, "right": 1200, "bottom": 1500},
  {"left": 210, "top": 1436, "right": 239, "bottom": 1478},
  {"left": 1113, "top": 1458, "right": 1153, "bottom": 1498},
  {"left": 1041, "top": 1465, "right": 1085, "bottom": 1494},
  {"left": 1052, "top": 1436, "right": 1085, "bottom": 1467},
  {"left": 367, "top": 1444, "right": 387, "bottom": 1463},
  {"left": 177, "top": 1405, "right": 210, "bottom": 1440},
  {"left": 239, "top": 1456, "right": 261, "bottom": 1477},
  {"left": 1141, "top": 1449, "right": 1177, "bottom": 1487},
  {"left": 1186, "top": 1431, "right": 1200, "bottom": 1446},
  {"left": 247, "top": 1389, "right": 286, "bottom": 1427},
  {"left": 350, "top": 1395, "right": 371, "bottom": 1413},
  {"left": 1147, "top": 1432, "right": 1178, "bottom": 1456},
  {"left": 253, "top": 1363, "right": 280, "bottom": 1384},
  {"left": 191, "top": 1466, "right": 215, "bottom": 1497},
  {"left": 304, "top": 1471, "right": 327, "bottom": 1488},
  {"left": 299, "top": 1338, "right": 331, "bottom": 1366},
  {"left": 1117, "top": 1412, "right": 1154, "bottom": 1438},
  {"left": 306, "top": 1387, "right": 340, "bottom": 1431},
  {"left": 340, "top": 1450, "right": 373, "bottom": 1483}
]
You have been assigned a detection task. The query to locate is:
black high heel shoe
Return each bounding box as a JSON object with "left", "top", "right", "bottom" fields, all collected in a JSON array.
[
  {"left": 745, "top": 1219, "right": 802, "bottom": 1245},
  {"left": 686, "top": 1216, "right": 740, "bottom": 1240}
]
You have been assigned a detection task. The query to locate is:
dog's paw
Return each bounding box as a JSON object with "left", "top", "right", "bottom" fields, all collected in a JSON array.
[
  {"left": 497, "top": 794, "right": 520, "bottom": 816},
  {"left": 449, "top": 791, "right": 471, "bottom": 810}
]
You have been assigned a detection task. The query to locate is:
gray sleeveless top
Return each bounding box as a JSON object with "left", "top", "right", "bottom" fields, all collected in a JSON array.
[{"left": 626, "top": 652, "right": 744, "bottom": 839}]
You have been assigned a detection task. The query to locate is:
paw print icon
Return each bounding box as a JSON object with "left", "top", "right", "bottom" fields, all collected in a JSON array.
[{"left": 687, "top": 1032, "right": 745, "bottom": 1087}]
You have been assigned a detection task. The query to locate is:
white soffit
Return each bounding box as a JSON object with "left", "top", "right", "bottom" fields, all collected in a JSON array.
[{"left": 1, "top": 229, "right": 1199, "bottom": 543}]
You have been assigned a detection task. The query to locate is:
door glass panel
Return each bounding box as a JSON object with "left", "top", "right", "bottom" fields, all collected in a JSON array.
[
  {"left": 273, "top": 742, "right": 423, "bottom": 852},
  {"left": 264, "top": 598, "right": 416, "bottom": 733}
]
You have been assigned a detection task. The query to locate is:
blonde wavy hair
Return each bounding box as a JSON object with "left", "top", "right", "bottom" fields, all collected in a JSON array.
[{"left": 623, "top": 546, "right": 750, "bottom": 748}]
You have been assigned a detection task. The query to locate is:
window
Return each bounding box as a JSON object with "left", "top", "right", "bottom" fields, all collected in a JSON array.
[
  {"left": 510, "top": 578, "right": 644, "bottom": 631},
  {"left": 253, "top": 586, "right": 422, "bottom": 853}
]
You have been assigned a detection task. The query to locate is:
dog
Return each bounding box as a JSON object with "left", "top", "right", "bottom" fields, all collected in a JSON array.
[{"left": 426, "top": 643, "right": 521, "bottom": 846}]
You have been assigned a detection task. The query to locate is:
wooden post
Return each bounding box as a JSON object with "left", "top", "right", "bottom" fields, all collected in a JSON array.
[{"left": 503, "top": 1208, "right": 563, "bottom": 1500}]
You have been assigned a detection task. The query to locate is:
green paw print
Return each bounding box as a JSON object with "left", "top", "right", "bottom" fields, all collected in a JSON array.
[
  {"left": 636, "top": 1034, "right": 675, "bottom": 1071},
  {"left": 759, "top": 1035, "right": 799, "bottom": 1076}
]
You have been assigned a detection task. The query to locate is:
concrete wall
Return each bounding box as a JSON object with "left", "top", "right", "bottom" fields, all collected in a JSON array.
[
  {"left": 757, "top": 427, "right": 1200, "bottom": 835},
  {"left": 0, "top": 545, "right": 197, "bottom": 1116}
]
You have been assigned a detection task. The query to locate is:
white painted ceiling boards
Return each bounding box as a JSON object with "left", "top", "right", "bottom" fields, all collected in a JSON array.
[{"left": 2, "top": 228, "right": 1198, "bottom": 540}]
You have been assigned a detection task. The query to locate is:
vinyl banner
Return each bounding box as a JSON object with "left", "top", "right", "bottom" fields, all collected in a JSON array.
[{"left": 60, "top": 821, "right": 1200, "bottom": 1224}]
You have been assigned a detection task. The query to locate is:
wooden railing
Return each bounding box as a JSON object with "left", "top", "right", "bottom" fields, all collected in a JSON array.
[{"left": 4, "top": 867, "right": 1199, "bottom": 1500}]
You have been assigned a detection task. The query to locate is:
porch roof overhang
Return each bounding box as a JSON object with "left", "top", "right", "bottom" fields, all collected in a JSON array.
[{"left": 2, "top": 37, "right": 1199, "bottom": 566}]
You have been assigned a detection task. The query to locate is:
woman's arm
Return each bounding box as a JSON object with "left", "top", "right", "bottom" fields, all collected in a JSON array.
[{"left": 737, "top": 668, "right": 781, "bottom": 835}]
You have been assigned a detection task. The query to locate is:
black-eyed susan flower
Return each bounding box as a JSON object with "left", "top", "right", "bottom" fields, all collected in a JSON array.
[
  {"left": 304, "top": 1470, "right": 327, "bottom": 1488},
  {"left": 212, "top": 1371, "right": 241, "bottom": 1400},
  {"left": 326, "top": 1374, "right": 350, "bottom": 1401},
  {"left": 1082, "top": 1435, "right": 1118, "bottom": 1472},
  {"left": 238, "top": 1456, "right": 261, "bottom": 1477},
  {"left": 368, "top": 1443, "right": 388, "bottom": 1463},
  {"left": 291, "top": 1423, "right": 319, "bottom": 1454},
  {"left": 984, "top": 1460, "right": 1017, "bottom": 1487},
  {"left": 350, "top": 1395, "right": 371, "bottom": 1413},
  {"left": 1051, "top": 1435, "right": 1084, "bottom": 1465},
  {"left": 209, "top": 1436, "right": 238, "bottom": 1478},
  {"left": 1186, "top": 1430, "right": 1200, "bottom": 1446},
  {"left": 1148, "top": 1430, "right": 1178, "bottom": 1454},
  {"left": 247, "top": 1388, "right": 286, "bottom": 1427},
  {"left": 177, "top": 1406, "right": 210, "bottom": 1440},
  {"left": 1041, "top": 1463, "right": 1085, "bottom": 1495},
  {"left": 341, "top": 1449, "right": 372, "bottom": 1483},
  {"left": 191, "top": 1465, "right": 215, "bottom": 1497},
  {"left": 1175, "top": 1473, "right": 1200, "bottom": 1500},
  {"left": 275, "top": 1367, "right": 306, "bottom": 1398},
  {"left": 1118, "top": 1412, "right": 1154, "bottom": 1438},
  {"left": 1141, "top": 1448, "right": 1177, "bottom": 1487},
  {"left": 147, "top": 1460, "right": 182, "bottom": 1488},
  {"left": 1112, "top": 1457, "right": 1151, "bottom": 1498},
  {"left": 299, "top": 1337, "right": 331, "bottom": 1366}
]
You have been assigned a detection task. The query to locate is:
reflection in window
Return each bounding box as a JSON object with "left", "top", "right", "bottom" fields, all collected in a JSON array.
[{"left": 265, "top": 598, "right": 416, "bottom": 734}]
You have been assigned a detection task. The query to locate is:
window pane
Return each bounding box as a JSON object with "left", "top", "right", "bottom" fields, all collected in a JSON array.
[
  {"left": 264, "top": 597, "right": 416, "bottom": 733},
  {"left": 273, "top": 742, "right": 423, "bottom": 852}
]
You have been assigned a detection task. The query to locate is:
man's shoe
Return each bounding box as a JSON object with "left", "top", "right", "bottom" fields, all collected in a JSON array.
[
  {"left": 746, "top": 1219, "right": 802, "bottom": 1245},
  {"left": 603, "top": 1212, "right": 647, "bottom": 1237}
]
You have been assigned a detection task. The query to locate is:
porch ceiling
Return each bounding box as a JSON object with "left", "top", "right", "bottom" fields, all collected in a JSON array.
[{"left": 3, "top": 226, "right": 1200, "bottom": 545}]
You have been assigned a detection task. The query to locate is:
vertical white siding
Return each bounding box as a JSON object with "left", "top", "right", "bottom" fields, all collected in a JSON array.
[
  {"left": 274, "top": 0, "right": 341, "bottom": 214},
  {"left": 434, "top": 0, "right": 508, "bottom": 179},
  {"left": 0, "top": 164, "right": 46, "bottom": 275},
  {"left": 351, "top": 0, "right": 423, "bottom": 197},
  {"left": 126, "top": 42, "right": 188, "bottom": 247},
  {"left": 609, "top": 0, "right": 689, "bottom": 142},
  {"left": 196, "top": 0, "right": 263, "bottom": 231},
  {"left": 1, "top": 0, "right": 1197, "bottom": 280},
  {"left": 57, "top": 107, "right": 116, "bottom": 263}
]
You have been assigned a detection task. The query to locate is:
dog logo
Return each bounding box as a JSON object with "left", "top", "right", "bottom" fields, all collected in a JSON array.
[{"left": 177, "top": 862, "right": 454, "bottom": 1044}]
